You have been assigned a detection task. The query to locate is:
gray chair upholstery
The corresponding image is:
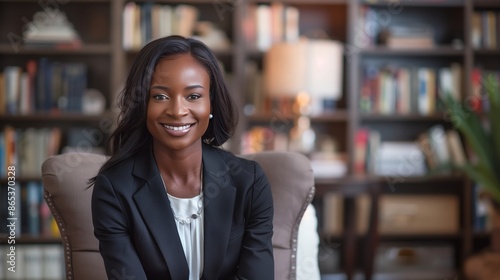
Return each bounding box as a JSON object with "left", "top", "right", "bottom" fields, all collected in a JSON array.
[{"left": 41, "top": 151, "right": 315, "bottom": 280}]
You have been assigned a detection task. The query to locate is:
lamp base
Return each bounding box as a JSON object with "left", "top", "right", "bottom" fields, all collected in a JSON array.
[{"left": 310, "top": 97, "right": 338, "bottom": 115}]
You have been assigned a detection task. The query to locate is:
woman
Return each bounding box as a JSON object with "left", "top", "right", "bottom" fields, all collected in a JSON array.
[{"left": 91, "top": 35, "right": 274, "bottom": 280}]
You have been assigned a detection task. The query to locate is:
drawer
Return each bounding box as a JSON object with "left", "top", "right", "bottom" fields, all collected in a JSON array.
[{"left": 357, "top": 195, "right": 459, "bottom": 235}]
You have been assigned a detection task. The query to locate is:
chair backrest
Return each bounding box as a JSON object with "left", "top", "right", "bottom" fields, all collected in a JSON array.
[
  {"left": 240, "top": 152, "right": 315, "bottom": 280},
  {"left": 41, "top": 152, "right": 107, "bottom": 280},
  {"left": 41, "top": 151, "right": 315, "bottom": 280}
]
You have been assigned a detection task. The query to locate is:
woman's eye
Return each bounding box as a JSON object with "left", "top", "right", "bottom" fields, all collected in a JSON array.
[
  {"left": 153, "top": 94, "right": 168, "bottom": 100},
  {"left": 187, "top": 94, "right": 201, "bottom": 100}
]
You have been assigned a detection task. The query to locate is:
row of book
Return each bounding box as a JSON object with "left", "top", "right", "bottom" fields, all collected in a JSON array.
[
  {"left": 0, "top": 126, "right": 106, "bottom": 178},
  {"left": 357, "top": 5, "right": 382, "bottom": 48},
  {"left": 470, "top": 68, "right": 499, "bottom": 113},
  {"left": 0, "top": 127, "right": 61, "bottom": 178},
  {"left": 354, "top": 124, "right": 466, "bottom": 176},
  {"left": 0, "top": 181, "right": 60, "bottom": 238},
  {"left": 472, "top": 10, "right": 500, "bottom": 49},
  {"left": 0, "top": 244, "right": 64, "bottom": 279},
  {"left": 360, "top": 63, "right": 462, "bottom": 115},
  {"left": 242, "top": 3, "right": 300, "bottom": 51},
  {"left": 0, "top": 59, "right": 87, "bottom": 115},
  {"left": 122, "top": 2, "right": 199, "bottom": 50},
  {"left": 242, "top": 126, "right": 348, "bottom": 178}
]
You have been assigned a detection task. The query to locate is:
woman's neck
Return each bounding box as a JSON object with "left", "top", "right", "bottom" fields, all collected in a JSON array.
[{"left": 152, "top": 142, "right": 203, "bottom": 198}]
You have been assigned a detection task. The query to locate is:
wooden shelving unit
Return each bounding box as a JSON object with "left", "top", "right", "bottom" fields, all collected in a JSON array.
[{"left": 0, "top": 0, "right": 498, "bottom": 279}]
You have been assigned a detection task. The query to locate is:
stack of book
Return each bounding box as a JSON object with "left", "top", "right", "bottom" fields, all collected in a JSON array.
[
  {"left": 0, "top": 59, "right": 87, "bottom": 115},
  {"left": 122, "top": 3, "right": 199, "bottom": 50},
  {"left": 380, "top": 25, "right": 435, "bottom": 49}
]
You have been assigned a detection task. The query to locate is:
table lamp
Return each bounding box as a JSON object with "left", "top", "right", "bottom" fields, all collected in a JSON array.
[
  {"left": 263, "top": 39, "right": 344, "bottom": 153},
  {"left": 263, "top": 39, "right": 344, "bottom": 116}
]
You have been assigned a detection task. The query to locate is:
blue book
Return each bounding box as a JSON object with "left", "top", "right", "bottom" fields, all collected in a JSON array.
[{"left": 26, "top": 181, "right": 41, "bottom": 236}]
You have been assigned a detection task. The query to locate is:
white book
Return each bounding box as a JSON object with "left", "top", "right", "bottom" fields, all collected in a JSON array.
[
  {"left": 4, "top": 66, "right": 22, "bottom": 114},
  {"left": 10, "top": 245, "right": 25, "bottom": 279},
  {"left": 284, "top": 6, "right": 299, "bottom": 42},
  {"left": 429, "top": 125, "right": 450, "bottom": 164},
  {"left": 175, "top": 5, "right": 198, "bottom": 37},
  {"left": 24, "top": 245, "right": 43, "bottom": 279},
  {"left": 159, "top": 5, "right": 173, "bottom": 38},
  {"left": 270, "top": 3, "right": 284, "bottom": 44},
  {"left": 122, "top": 2, "right": 136, "bottom": 49},
  {"left": 256, "top": 5, "right": 272, "bottom": 51},
  {"left": 43, "top": 245, "right": 64, "bottom": 279},
  {"left": 151, "top": 4, "right": 162, "bottom": 40},
  {"left": 439, "top": 67, "right": 453, "bottom": 101}
]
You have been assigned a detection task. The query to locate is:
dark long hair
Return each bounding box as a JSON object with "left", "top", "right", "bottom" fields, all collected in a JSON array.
[{"left": 90, "top": 35, "right": 237, "bottom": 185}]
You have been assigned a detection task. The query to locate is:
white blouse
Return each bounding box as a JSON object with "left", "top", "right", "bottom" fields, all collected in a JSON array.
[{"left": 167, "top": 193, "right": 204, "bottom": 280}]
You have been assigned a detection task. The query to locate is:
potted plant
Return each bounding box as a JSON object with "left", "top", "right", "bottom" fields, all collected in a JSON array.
[
  {"left": 444, "top": 74, "right": 500, "bottom": 280},
  {"left": 444, "top": 74, "right": 500, "bottom": 204}
]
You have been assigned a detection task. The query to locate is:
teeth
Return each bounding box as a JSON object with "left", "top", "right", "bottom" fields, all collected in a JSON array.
[{"left": 164, "top": 124, "right": 191, "bottom": 131}]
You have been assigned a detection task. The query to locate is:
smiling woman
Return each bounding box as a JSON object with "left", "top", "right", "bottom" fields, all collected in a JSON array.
[
  {"left": 90, "top": 35, "right": 275, "bottom": 280},
  {"left": 147, "top": 54, "right": 212, "bottom": 154}
]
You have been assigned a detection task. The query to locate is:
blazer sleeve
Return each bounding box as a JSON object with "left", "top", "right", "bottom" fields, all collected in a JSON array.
[
  {"left": 236, "top": 162, "right": 275, "bottom": 279},
  {"left": 92, "top": 174, "right": 148, "bottom": 280}
]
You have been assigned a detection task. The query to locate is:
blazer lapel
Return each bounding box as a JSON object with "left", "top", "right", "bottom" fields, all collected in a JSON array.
[
  {"left": 132, "top": 147, "right": 189, "bottom": 280},
  {"left": 201, "top": 144, "right": 237, "bottom": 279}
]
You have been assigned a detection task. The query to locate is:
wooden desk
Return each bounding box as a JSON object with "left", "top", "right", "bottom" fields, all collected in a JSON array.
[{"left": 315, "top": 176, "right": 382, "bottom": 280}]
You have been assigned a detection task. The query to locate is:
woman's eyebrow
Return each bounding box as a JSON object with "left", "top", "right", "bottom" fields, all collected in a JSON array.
[{"left": 150, "top": 85, "right": 170, "bottom": 91}]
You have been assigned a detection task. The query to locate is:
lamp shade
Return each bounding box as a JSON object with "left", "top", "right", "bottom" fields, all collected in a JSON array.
[{"left": 264, "top": 39, "right": 344, "bottom": 100}]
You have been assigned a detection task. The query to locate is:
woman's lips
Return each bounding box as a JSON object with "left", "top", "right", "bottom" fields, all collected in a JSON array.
[{"left": 161, "top": 123, "right": 193, "bottom": 136}]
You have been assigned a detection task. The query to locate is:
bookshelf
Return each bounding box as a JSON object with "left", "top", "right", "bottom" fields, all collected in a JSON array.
[{"left": 0, "top": 0, "right": 499, "bottom": 279}]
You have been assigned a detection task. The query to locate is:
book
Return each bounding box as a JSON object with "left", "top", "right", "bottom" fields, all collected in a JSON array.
[
  {"left": 42, "top": 245, "right": 64, "bottom": 279},
  {"left": 24, "top": 245, "right": 43, "bottom": 279},
  {"left": 322, "top": 193, "right": 343, "bottom": 235},
  {"left": 446, "top": 130, "right": 467, "bottom": 166},
  {"left": 428, "top": 124, "right": 450, "bottom": 165}
]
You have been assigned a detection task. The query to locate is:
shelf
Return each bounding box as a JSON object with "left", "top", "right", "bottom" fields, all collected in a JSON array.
[
  {"left": 360, "top": 46, "right": 464, "bottom": 56},
  {"left": 474, "top": 49, "right": 500, "bottom": 55},
  {"left": 361, "top": 0, "right": 464, "bottom": 7},
  {"left": 0, "top": 44, "right": 112, "bottom": 55},
  {"left": 314, "top": 174, "right": 465, "bottom": 197},
  {"left": 1, "top": 176, "right": 41, "bottom": 183},
  {"left": 124, "top": 47, "right": 233, "bottom": 57},
  {"left": 321, "top": 271, "right": 460, "bottom": 280},
  {"left": 0, "top": 235, "right": 61, "bottom": 244},
  {"left": 0, "top": 111, "right": 116, "bottom": 123},
  {"left": 248, "top": 0, "right": 347, "bottom": 4},
  {"left": 473, "top": 232, "right": 491, "bottom": 239},
  {"left": 359, "top": 113, "right": 446, "bottom": 122},
  {"left": 378, "top": 233, "right": 462, "bottom": 242},
  {"left": 315, "top": 174, "right": 465, "bottom": 189},
  {"left": 247, "top": 110, "right": 348, "bottom": 123},
  {"left": 0, "top": 0, "right": 109, "bottom": 2},
  {"left": 473, "top": 0, "right": 500, "bottom": 8},
  {"left": 132, "top": 0, "right": 228, "bottom": 3}
]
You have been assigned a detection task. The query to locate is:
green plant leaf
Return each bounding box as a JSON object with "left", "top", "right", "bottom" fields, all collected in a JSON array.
[
  {"left": 457, "top": 162, "right": 500, "bottom": 202},
  {"left": 483, "top": 74, "right": 500, "bottom": 174},
  {"left": 444, "top": 94, "right": 496, "bottom": 174}
]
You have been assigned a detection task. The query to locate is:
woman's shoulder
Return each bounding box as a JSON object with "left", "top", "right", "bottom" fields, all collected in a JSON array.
[
  {"left": 97, "top": 154, "right": 136, "bottom": 179},
  {"left": 208, "top": 146, "right": 265, "bottom": 180}
]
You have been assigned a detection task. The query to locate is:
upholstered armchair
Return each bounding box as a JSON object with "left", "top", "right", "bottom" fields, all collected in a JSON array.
[{"left": 41, "top": 151, "right": 318, "bottom": 280}]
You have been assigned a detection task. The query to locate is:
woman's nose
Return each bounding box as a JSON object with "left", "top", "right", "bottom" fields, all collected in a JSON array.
[{"left": 165, "top": 97, "right": 189, "bottom": 117}]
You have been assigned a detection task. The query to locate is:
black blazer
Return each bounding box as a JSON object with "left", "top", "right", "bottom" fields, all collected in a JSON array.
[{"left": 91, "top": 143, "right": 274, "bottom": 280}]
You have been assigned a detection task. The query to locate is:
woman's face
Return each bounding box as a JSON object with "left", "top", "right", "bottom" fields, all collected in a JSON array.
[{"left": 146, "top": 54, "right": 211, "bottom": 152}]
